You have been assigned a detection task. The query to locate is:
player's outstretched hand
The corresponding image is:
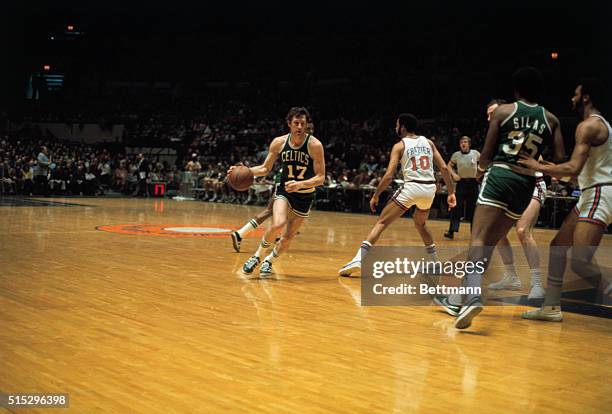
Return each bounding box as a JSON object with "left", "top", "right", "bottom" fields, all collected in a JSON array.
[
  {"left": 226, "top": 163, "right": 244, "bottom": 175},
  {"left": 517, "top": 153, "right": 542, "bottom": 170},
  {"left": 447, "top": 193, "right": 457, "bottom": 209},
  {"left": 369, "top": 195, "right": 379, "bottom": 213},
  {"left": 285, "top": 180, "right": 302, "bottom": 193}
]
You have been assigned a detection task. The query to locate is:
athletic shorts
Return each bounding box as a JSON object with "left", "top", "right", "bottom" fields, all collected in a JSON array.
[
  {"left": 477, "top": 165, "right": 536, "bottom": 220},
  {"left": 274, "top": 186, "right": 314, "bottom": 218},
  {"left": 573, "top": 184, "right": 612, "bottom": 228},
  {"left": 532, "top": 177, "right": 547, "bottom": 205},
  {"left": 389, "top": 182, "right": 437, "bottom": 211}
]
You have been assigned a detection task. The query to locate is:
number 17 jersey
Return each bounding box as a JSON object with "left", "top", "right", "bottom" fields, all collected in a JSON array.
[
  {"left": 279, "top": 133, "right": 316, "bottom": 194},
  {"left": 400, "top": 136, "right": 435, "bottom": 182},
  {"left": 493, "top": 100, "right": 552, "bottom": 169}
]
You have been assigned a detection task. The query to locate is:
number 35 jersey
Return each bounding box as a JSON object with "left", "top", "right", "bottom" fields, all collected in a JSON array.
[
  {"left": 400, "top": 136, "right": 435, "bottom": 182},
  {"left": 493, "top": 100, "right": 553, "bottom": 172},
  {"left": 279, "top": 133, "right": 315, "bottom": 194}
]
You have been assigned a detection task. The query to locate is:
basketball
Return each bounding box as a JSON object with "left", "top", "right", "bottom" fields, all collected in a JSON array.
[{"left": 228, "top": 165, "right": 254, "bottom": 191}]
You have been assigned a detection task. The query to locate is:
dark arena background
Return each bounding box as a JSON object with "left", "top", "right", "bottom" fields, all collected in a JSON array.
[{"left": 1, "top": 2, "right": 612, "bottom": 413}]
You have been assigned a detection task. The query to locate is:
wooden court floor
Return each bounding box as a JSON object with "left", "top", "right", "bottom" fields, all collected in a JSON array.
[{"left": 1, "top": 198, "right": 611, "bottom": 413}]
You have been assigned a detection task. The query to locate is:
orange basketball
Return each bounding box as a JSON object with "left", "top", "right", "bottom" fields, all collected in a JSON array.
[{"left": 228, "top": 165, "right": 254, "bottom": 191}]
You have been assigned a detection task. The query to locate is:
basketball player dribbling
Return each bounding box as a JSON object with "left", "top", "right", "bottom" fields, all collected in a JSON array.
[
  {"left": 338, "top": 113, "right": 457, "bottom": 276},
  {"left": 230, "top": 123, "right": 314, "bottom": 252},
  {"left": 231, "top": 108, "right": 325, "bottom": 276},
  {"left": 520, "top": 78, "right": 612, "bottom": 321}
]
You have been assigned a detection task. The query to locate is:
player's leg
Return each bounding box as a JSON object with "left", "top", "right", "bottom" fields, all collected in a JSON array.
[
  {"left": 454, "top": 204, "right": 516, "bottom": 328},
  {"left": 516, "top": 198, "right": 545, "bottom": 299},
  {"left": 455, "top": 166, "right": 537, "bottom": 328},
  {"left": 489, "top": 236, "right": 522, "bottom": 290},
  {"left": 570, "top": 221, "right": 605, "bottom": 279},
  {"left": 412, "top": 187, "right": 440, "bottom": 262},
  {"left": 413, "top": 207, "right": 434, "bottom": 245},
  {"left": 413, "top": 206, "right": 445, "bottom": 280},
  {"left": 259, "top": 212, "right": 305, "bottom": 275},
  {"left": 524, "top": 185, "right": 612, "bottom": 321},
  {"left": 338, "top": 199, "right": 407, "bottom": 276},
  {"left": 242, "top": 198, "right": 288, "bottom": 273},
  {"left": 522, "top": 211, "right": 576, "bottom": 321},
  {"left": 231, "top": 189, "right": 275, "bottom": 252}
]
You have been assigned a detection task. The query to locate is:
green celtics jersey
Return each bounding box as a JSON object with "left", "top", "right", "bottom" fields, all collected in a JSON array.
[
  {"left": 279, "top": 133, "right": 315, "bottom": 194},
  {"left": 493, "top": 101, "right": 552, "bottom": 166}
]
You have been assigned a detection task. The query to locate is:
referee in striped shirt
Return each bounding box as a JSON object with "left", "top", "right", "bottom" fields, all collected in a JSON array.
[{"left": 444, "top": 136, "right": 480, "bottom": 239}]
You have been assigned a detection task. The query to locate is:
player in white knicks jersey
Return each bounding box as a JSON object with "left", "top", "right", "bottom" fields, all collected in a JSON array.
[
  {"left": 338, "top": 113, "right": 456, "bottom": 276},
  {"left": 519, "top": 78, "right": 612, "bottom": 321}
]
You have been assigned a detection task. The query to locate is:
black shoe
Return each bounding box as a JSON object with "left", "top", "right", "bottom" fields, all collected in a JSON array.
[
  {"left": 231, "top": 231, "right": 242, "bottom": 252},
  {"left": 444, "top": 231, "right": 454, "bottom": 240}
]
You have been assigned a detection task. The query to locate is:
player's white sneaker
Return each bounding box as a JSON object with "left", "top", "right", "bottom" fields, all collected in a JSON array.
[
  {"left": 528, "top": 285, "right": 546, "bottom": 300},
  {"left": 488, "top": 273, "right": 522, "bottom": 290},
  {"left": 454, "top": 298, "right": 483, "bottom": 329},
  {"left": 522, "top": 305, "right": 563, "bottom": 322},
  {"left": 259, "top": 260, "right": 273, "bottom": 276},
  {"left": 242, "top": 256, "right": 260, "bottom": 274},
  {"left": 339, "top": 260, "right": 361, "bottom": 277}
]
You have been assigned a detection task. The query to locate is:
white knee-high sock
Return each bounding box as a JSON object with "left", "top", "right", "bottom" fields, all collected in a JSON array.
[
  {"left": 254, "top": 238, "right": 271, "bottom": 258},
  {"left": 238, "top": 218, "right": 258, "bottom": 238},
  {"left": 264, "top": 247, "right": 280, "bottom": 263}
]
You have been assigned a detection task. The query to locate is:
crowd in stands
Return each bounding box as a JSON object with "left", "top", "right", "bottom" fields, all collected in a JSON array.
[
  {"left": 2, "top": 92, "right": 494, "bottom": 202},
  {"left": 0, "top": 127, "right": 181, "bottom": 197}
]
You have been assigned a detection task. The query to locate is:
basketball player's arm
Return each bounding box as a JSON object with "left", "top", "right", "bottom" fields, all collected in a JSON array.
[
  {"left": 237, "top": 137, "right": 283, "bottom": 177},
  {"left": 518, "top": 121, "right": 594, "bottom": 178},
  {"left": 430, "top": 139, "right": 456, "bottom": 209},
  {"left": 285, "top": 138, "right": 325, "bottom": 192},
  {"left": 369, "top": 142, "right": 402, "bottom": 212},
  {"left": 479, "top": 105, "right": 509, "bottom": 172}
]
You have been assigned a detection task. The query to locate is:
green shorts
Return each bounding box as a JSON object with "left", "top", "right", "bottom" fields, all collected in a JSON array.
[
  {"left": 477, "top": 165, "right": 536, "bottom": 220},
  {"left": 274, "top": 185, "right": 314, "bottom": 218}
]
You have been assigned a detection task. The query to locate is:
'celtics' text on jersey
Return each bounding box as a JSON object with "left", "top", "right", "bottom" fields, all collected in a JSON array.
[{"left": 279, "top": 133, "right": 315, "bottom": 193}]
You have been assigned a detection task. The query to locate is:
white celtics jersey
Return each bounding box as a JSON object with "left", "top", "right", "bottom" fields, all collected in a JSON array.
[
  {"left": 400, "top": 136, "right": 435, "bottom": 182},
  {"left": 578, "top": 114, "right": 612, "bottom": 190}
]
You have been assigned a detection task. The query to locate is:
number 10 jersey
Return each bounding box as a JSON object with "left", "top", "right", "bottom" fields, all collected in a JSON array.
[{"left": 400, "top": 136, "right": 435, "bottom": 182}]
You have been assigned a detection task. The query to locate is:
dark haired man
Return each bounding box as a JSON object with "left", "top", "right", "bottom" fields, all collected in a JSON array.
[
  {"left": 520, "top": 78, "right": 612, "bottom": 322},
  {"left": 485, "top": 98, "right": 547, "bottom": 300},
  {"left": 232, "top": 108, "right": 325, "bottom": 276},
  {"left": 230, "top": 122, "right": 313, "bottom": 252},
  {"left": 338, "top": 113, "right": 456, "bottom": 276},
  {"left": 452, "top": 67, "right": 565, "bottom": 329}
]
